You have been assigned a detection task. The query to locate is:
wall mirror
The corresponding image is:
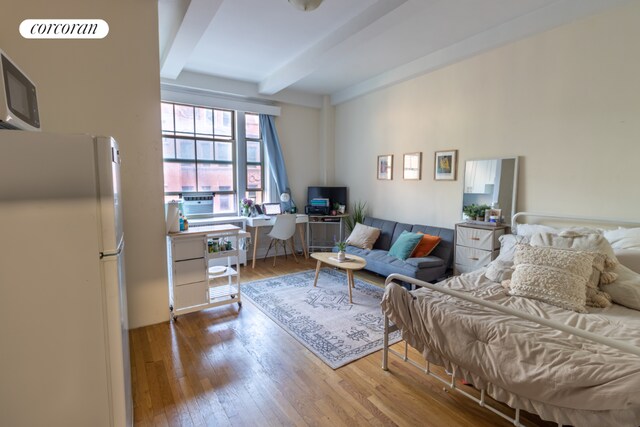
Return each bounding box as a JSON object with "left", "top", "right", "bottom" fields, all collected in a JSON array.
[{"left": 461, "top": 157, "right": 519, "bottom": 225}]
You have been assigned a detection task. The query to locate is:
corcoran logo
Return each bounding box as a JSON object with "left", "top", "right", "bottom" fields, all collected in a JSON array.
[{"left": 20, "top": 19, "right": 109, "bottom": 39}]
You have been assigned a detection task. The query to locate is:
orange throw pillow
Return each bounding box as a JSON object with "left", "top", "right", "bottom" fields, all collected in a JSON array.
[{"left": 411, "top": 233, "right": 441, "bottom": 258}]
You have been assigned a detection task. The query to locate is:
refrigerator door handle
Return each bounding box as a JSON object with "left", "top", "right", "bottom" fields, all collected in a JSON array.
[{"left": 100, "top": 239, "right": 124, "bottom": 259}]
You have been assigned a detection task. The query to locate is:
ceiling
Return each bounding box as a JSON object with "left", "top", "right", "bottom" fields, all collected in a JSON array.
[{"left": 158, "top": 0, "right": 630, "bottom": 105}]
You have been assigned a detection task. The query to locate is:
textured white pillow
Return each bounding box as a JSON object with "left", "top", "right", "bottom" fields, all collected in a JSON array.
[
  {"left": 529, "top": 232, "right": 616, "bottom": 308},
  {"left": 604, "top": 227, "right": 640, "bottom": 250},
  {"left": 508, "top": 245, "right": 594, "bottom": 313},
  {"left": 345, "top": 222, "right": 381, "bottom": 250}
]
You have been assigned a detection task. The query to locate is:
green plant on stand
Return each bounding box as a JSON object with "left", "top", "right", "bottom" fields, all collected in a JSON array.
[
  {"left": 477, "top": 204, "right": 490, "bottom": 220},
  {"left": 463, "top": 204, "right": 477, "bottom": 220},
  {"left": 345, "top": 201, "right": 367, "bottom": 233},
  {"left": 463, "top": 204, "right": 491, "bottom": 221},
  {"left": 335, "top": 240, "right": 347, "bottom": 261}
]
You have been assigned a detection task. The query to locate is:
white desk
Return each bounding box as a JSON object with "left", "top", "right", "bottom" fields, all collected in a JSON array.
[{"left": 246, "top": 214, "right": 309, "bottom": 268}]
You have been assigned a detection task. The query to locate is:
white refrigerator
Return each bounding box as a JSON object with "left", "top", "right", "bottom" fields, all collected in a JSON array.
[{"left": 0, "top": 131, "right": 132, "bottom": 427}]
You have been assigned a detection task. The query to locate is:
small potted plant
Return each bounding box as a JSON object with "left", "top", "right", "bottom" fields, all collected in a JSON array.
[
  {"left": 463, "top": 204, "right": 477, "bottom": 221},
  {"left": 331, "top": 202, "right": 340, "bottom": 216},
  {"left": 477, "top": 204, "right": 491, "bottom": 221},
  {"left": 335, "top": 240, "right": 347, "bottom": 261}
]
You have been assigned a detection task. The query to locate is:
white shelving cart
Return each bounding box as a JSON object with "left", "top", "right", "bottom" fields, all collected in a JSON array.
[{"left": 167, "top": 224, "right": 242, "bottom": 320}]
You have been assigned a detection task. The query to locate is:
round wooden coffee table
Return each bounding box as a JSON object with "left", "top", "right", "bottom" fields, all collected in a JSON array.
[{"left": 311, "top": 252, "right": 367, "bottom": 303}]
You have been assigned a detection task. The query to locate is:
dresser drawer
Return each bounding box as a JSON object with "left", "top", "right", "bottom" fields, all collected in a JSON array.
[
  {"left": 173, "top": 237, "right": 205, "bottom": 261},
  {"left": 174, "top": 258, "right": 207, "bottom": 286},
  {"left": 455, "top": 245, "right": 497, "bottom": 269},
  {"left": 174, "top": 281, "right": 208, "bottom": 309},
  {"left": 456, "top": 226, "right": 503, "bottom": 250}
]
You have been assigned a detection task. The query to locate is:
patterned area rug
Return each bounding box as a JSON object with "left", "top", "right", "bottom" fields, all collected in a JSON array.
[{"left": 242, "top": 268, "right": 401, "bottom": 369}]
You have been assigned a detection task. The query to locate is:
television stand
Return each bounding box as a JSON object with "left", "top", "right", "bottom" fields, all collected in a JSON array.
[{"left": 306, "top": 214, "right": 349, "bottom": 252}]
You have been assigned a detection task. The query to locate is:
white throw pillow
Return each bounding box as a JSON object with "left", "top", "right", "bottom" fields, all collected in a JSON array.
[
  {"left": 604, "top": 227, "right": 640, "bottom": 250},
  {"left": 606, "top": 264, "right": 640, "bottom": 311},
  {"left": 485, "top": 260, "right": 513, "bottom": 283},
  {"left": 515, "top": 224, "right": 559, "bottom": 237},
  {"left": 508, "top": 245, "right": 594, "bottom": 313},
  {"left": 345, "top": 222, "right": 381, "bottom": 250},
  {"left": 495, "top": 234, "right": 530, "bottom": 263},
  {"left": 614, "top": 249, "right": 640, "bottom": 274}
]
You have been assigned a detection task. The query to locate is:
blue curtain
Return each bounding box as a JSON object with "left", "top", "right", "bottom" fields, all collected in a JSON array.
[{"left": 260, "top": 114, "right": 295, "bottom": 211}]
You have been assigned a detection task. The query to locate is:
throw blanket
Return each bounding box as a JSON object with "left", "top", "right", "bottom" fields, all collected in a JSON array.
[{"left": 381, "top": 270, "right": 640, "bottom": 426}]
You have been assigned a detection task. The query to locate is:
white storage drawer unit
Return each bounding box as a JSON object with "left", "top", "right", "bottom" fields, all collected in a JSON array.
[
  {"left": 167, "top": 224, "right": 242, "bottom": 319},
  {"left": 454, "top": 223, "right": 507, "bottom": 275}
]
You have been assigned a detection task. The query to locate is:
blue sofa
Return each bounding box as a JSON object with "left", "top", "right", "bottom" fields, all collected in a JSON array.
[{"left": 337, "top": 217, "right": 454, "bottom": 283}]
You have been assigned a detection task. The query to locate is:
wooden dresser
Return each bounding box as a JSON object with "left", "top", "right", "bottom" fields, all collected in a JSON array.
[{"left": 454, "top": 222, "right": 507, "bottom": 275}]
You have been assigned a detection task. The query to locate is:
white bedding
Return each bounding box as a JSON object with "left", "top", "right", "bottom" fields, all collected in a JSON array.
[{"left": 381, "top": 269, "right": 640, "bottom": 426}]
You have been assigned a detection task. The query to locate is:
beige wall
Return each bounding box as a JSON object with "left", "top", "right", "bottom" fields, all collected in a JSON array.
[
  {"left": 335, "top": 2, "right": 640, "bottom": 229},
  {"left": 1, "top": 0, "right": 168, "bottom": 328},
  {"left": 276, "top": 103, "right": 322, "bottom": 208}
]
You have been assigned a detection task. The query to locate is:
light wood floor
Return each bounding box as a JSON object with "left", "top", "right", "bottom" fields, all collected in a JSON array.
[{"left": 130, "top": 256, "right": 551, "bottom": 426}]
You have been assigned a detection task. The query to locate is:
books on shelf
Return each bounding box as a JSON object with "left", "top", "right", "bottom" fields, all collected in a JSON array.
[{"left": 310, "top": 198, "right": 330, "bottom": 207}]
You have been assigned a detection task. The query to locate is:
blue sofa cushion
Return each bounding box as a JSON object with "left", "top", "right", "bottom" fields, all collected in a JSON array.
[
  {"left": 364, "top": 250, "right": 421, "bottom": 277},
  {"left": 411, "top": 225, "right": 454, "bottom": 268},
  {"left": 343, "top": 245, "right": 370, "bottom": 258},
  {"left": 363, "top": 217, "right": 397, "bottom": 250},
  {"left": 405, "top": 256, "right": 445, "bottom": 269},
  {"left": 391, "top": 222, "right": 412, "bottom": 246}
]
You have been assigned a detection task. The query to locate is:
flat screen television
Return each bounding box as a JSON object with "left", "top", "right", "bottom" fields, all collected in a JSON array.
[{"left": 307, "top": 186, "right": 348, "bottom": 208}]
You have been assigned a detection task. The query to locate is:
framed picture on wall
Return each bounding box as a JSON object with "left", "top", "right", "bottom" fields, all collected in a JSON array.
[
  {"left": 434, "top": 150, "right": 458, "bottom": 181},
  {"left": 403, "top": 152, "right": 422, "bottom": 180},
  {"left": 377, "top": 154, "right": 393, "bottom": 180}
]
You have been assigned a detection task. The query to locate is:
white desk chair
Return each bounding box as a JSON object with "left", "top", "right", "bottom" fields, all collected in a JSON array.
[{"left": 264, "top": 214, "right": 298, "bottom": 267}]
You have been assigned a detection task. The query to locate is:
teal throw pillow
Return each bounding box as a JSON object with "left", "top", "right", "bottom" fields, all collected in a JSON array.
[{"left": 388, "top": 231, "right": 423, "bottom": 261}]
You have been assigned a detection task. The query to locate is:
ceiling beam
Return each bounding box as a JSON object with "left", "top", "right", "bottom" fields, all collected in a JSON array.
[
  {"left": 258, "top": 0, "right": 410, "bottom": 96},
  {"left": 161, "top": 0, "right": 224, "bottom": 79},
  {"left": 331, "top": 0, "right": 633, "bottom": 104}
]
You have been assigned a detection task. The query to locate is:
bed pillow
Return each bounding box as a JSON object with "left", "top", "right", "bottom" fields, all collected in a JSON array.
[
  {"left": 606, "top": 264, "right": 640, "bottom": 311},
  {"left": 345, "top": 222, "right": 381, "bottom": 250},
  {"left": 389, "top": 231, "right": 423, "bottom": 261},
  {"left": 495, "top": 234, "right": 530, "bottom": 263},
  {"left": 515, "top": 224, "right": 559, "bottom": 237},
  {"left": 485, "top": 260, "right": 513, "bottom": 283},
  {"left": 507, "top": 245, "right": 594, "bottom": 313},
  {"left": 614, "top": 249, "right": 640, "bottom": 274},
  {"left": 530, "top": 232, "right": 616, "bottom": 308},
  {"left": 530, "top": 231, "right": 619, "bottom": 277},
  {"left": 604, "top": 227, "right": 640, "bottom": 250},
  {"left": 411, "top": 232, "right": 441, "bottom": 258}
]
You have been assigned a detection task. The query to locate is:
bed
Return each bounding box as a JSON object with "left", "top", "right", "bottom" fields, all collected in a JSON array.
[{"left": 380, "top": 213, "right": 640, "bottom": 427}]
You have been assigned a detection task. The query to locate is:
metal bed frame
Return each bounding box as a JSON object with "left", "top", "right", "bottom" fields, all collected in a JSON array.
[{"left": 382, "top": 212, "right": 640, "bottom": 427}]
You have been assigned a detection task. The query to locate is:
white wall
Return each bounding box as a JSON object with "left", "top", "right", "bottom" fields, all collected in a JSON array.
[
  {"left": 275, "top": 103, "right": 322, "bottom": 208},
  {"left": 334, "top": 1, "right": 640, "bottom": 229},
  {"left": 0, "top": 0, "right": 168, "bottom": 328}
]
